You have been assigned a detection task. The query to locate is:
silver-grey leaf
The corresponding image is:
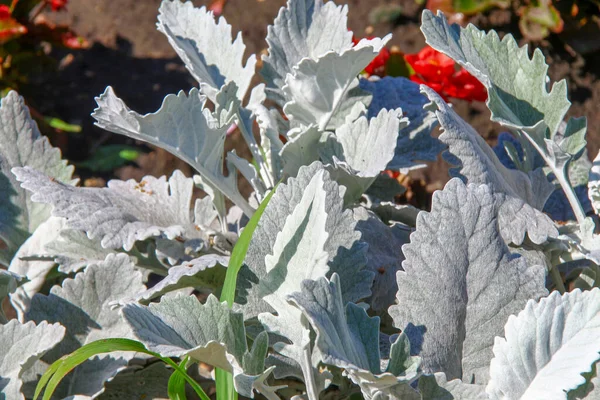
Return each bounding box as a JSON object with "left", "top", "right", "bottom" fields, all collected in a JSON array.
[
  {"left": 240, "top": 162, "right": 372, "bottom": 319},
  {"left": 27, "top": 253, "right": 145, "bottom": 358},
  {"left": 98, "top": 362, "right": 171, "bottom": 400},
  {"left": 0, "top": 320, "right": 65, "bottom": 400},
  {"left": 487, "top": 288, "right": 600, "bottom": 400},
  {"left": 288, "top": 274, "right": 421, "bottom": 400},
  {"left": 389, "top": 178, "right": 547, "bottom": 384},
  {"left": 321, "top": 108, "right": 406, "bottom": 203},
  {"left": 359, "top": 77, "right": 444, "bottom": 173},
  {"left": 422, "top": 85, "right": 557, "bottom": 245},
  {"left": 418, "top": 372, "right": 487, "bottom": 400},
  {"left": 0, "top": 91, "right": 75, "bottom": 265},
  {"left": 13, "top": 167, "right": 227, "bottom": 254},
  {"left": 353, "top": 207, "right": 410, "bottom": 313},
  {"left": 420, "top": 10, "right": 569, "bottom": 138},
  {"left": 157, "top": 0, "right": 256, "bottom": 102},
  {"left": 261, "top": 0, "right": 354, "bottom": 105},
  {"left": 92, "top": 87, "right": 253, "bottom": 215},
  {"left": 8, "top": 216, "right": 65, "bottom": 319},
  {"left": 116, "top": 254, "right": 229, "bottom": 306},
  {"left": 49, "top": 356, "right": 128, "bottom": 400},
  {"left": 122, "top": 294, "right": 277, "bottom": 398},
  {"left": 282, "top": 37, "right": 390, "bottom": 131}
]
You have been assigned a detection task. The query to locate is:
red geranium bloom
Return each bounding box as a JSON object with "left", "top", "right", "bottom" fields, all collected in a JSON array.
[
  {"left": 0, "top": 5, "right": 27, "bottom": 44},
  {"left": 352, "top": 36, "right": 390, "bottom": 77},
  {"left": 404, "top": 45, "right": 455, "bottom": 82},
  {"left": 443, "top": 69, "right": 487, "bottom": 102},
  {"left": 405, "top": 45, "right": 487, "bottom": 102},
  {"left": 49, "top": 0, "right": 68, "bottom": 12},
  {"left": 0, "top": 5, "right": 11, "bottom": 20}
]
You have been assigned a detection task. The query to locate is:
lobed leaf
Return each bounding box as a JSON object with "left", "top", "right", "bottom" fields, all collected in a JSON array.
[
  {"left": 26, "top": 252, "right": 146, "bottom": 394},
  {"left": 321, "top": 108, "right": 406, "bottom": 203},
  {"left": 157, "top": 0, "right": 256, "bottom": 102},
  {"left": 359, "top": 77, "right": 444, "bottom": 173},
  {"left": 288, "top": 274, "right": 421, "bottom": 400},
  {"left": 421, "top": 10, "right": 569, "bottom": 137},
  {"left": 13, "top": 167, "right": 230, "bottom": 255},
  {"left": 261, "top": 0, "right": 354, "bottom": 105},
  {"left": 487, "top": 289, "right": 600, "bottom": 399},
  {"left": 0, "top": 91, "right": 75, "bottom": 265},
  {"left": 389, "top": 178, "right": 547, "bottom": 384},
  {"left": 0, "top": 320, "right": 65, "bottom": 400},
  {"left": 282, "top": 36, "right": 390, "bottom": 131},
  {"left": 240, "top": 162, "right": 372, "bottom": 319},
  {"left": 117, "top": 254, "right": 229, "bottom": 306},
  {"left": 92, "top": 87, "right": 253, "bottom": 216},
  {"left": 122, "top": 294, "right": 276, "bottom": 398},
  {"left": 422, "top": 86, "right": 557, "bottom": 245}
]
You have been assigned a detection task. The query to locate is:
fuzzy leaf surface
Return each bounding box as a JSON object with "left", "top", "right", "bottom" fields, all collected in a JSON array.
[
  {"left": 261, "top": 0, "right": 353, "bottom": 105},
  {"left": 359, "top": 77, "right": 444, "bottom": 173},
  {"left": 487, "top": 288, "right": 600, "bottom": 400},
  {"left": 157, "top": 0, "right": 256, "bottom": 102},
  {"left": 282, "top": 37, "right": 390, "bottom": 131},
  {"left": 0, "top": 91, "right": 74, "bottom": 264},
  {"left": 320, "top": 108, "right": 405, "bottom": 202},
  {"left": 122, "top": 294, "right": 274, "bottom": 398},
  {"left": 421, "top": 10, "right": 569, "bottom": 137},
  {"left": 418, "top": 372, "right": 487, "bottom": 400},
  {"left": 353, "top": 207, "right": 410, "bottom": 313},
  {"left": 27, "top": 253, "right": 145, "bottom": 356},
  {"left": 0, "top": 320, "right": 65, "bottom": 400},
  {"left": 289, "top": 274, "right": 421, "bottom": 400},
  {"left": 92, "top": 87, "right": 252, "bottom": 215},
  {"left": 240, "top": 162, "right": 371, "bottom": 319},
  {"left": 8, "top": 216, "right": 66, "bottom": 319},
  {"left": 389, "top": 178, "right": 547, "bottom": 383},
  {"left": 13, "top": 167, "right": 227, "bottom": 254},
  {"left": 117, "top": 254, "right": 229, "bottom": 305},
  {"left": 423, "top": 86, "right": 557, "bottom": 245}
]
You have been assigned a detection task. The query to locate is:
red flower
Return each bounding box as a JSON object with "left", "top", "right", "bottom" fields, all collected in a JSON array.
[
  {"left": 404, "top": 45, "right": 487, "bottom": 102},
  {"left": 352, "top": 36, "right": 390, "bottom": 77},
  {"left": 49, "top": 0, "right": 68, "bottom": 12},
  {"left": 0, "top": 5, "right": 27, "bottom": 44},
  {"left": 443, "top": 69, "right": 488, "bottom": 102},
  {"left": 404, "top": 45, "right": 455, "bottom": 82},
  {"left": 0, "top": 5, "right": 11, "bottom": 21},
  {"left": 60, "top": 31, "right": 88, "bottom": 49}
]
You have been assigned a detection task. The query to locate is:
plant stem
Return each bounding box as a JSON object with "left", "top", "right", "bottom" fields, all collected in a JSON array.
[
  {"left": 523, "top": 132, "right": 587, "bottom": 225},
  {"left": 235, "top": 109, "right": 274, "bottom": 189},
  {"left": 300, "top": 346, "right": 319, "bottom": 400},
  {"left": 550, "top": 265, "right": 566, "bottom": 294}
]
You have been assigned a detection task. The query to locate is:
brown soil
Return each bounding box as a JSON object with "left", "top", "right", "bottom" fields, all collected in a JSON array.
[{"left": 32, "top": 0, "right": 600, "bottom": 200}]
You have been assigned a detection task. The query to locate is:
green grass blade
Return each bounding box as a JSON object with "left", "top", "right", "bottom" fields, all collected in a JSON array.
[
  {"left": 34, "top": 338, "right": 209, "bottom": 400},
  {"left": 220, "top": 186, "right": 277, "bottom": 307},
  {"left": 216, "top": 187, "right": 277, "bottom": 400},
  {"left": 168, "top": 356, "right": 190, "bottom": 400},
  {"left": 215, "top": 368, "right": 237, "bottom": 400}
]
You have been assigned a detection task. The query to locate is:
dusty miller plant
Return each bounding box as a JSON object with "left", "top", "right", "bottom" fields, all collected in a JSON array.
[{"left": 1, "top": 0, "right": 600, "bottom": 399}]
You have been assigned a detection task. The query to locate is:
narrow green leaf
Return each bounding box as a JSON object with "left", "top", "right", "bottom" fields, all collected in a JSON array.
[
  {"left": 34, "top": 338, "right": 209, "bottom": 400},
  {"left": 216, "top": 368, "right": 238, "bottom": 400},
  {"left": 220, "top": 186, "right": 277, "bottom": 307},
  {"left": 44, "top": 117, "right": 82, "bottom": 133},
  {"left": 215, "top": 186, "right": 277, "bottom": 400},
  {"left": 168, "top": 356, "right": 190, "bottom": 400}
]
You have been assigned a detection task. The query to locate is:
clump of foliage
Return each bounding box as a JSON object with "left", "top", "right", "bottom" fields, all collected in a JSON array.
[
  {"left": 0, "top": 0, "right": 86, "bottom": 136},
  {"left": 0, "top": 0, "right": 87, "bottom": 92},
  {"left": 1, "top": 0, "right": 600, "bottom": 399}
]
